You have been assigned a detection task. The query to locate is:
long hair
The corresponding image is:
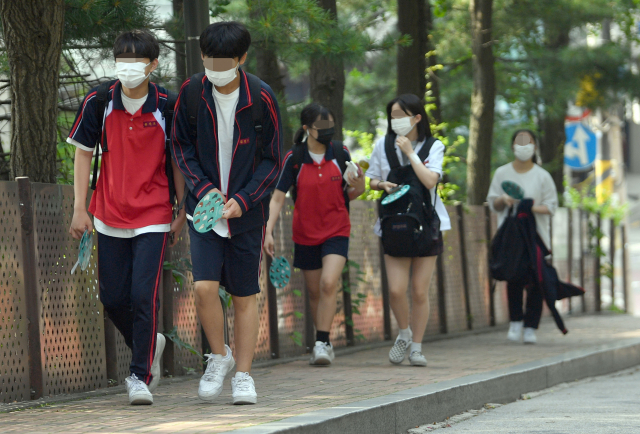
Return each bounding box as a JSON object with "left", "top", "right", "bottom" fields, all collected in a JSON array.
[
  {"left": 511, "top": 129, "right": 538, "bottom": 164},
  {"left": 385, "top": 94, "right": 432, "bottom": 141},
  {"left": 292, "top": 102, "right": 334, "bottom": 147}
]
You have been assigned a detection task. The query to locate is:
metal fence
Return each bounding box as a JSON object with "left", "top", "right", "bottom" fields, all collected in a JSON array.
[{"left": 0, "top": 179, "right": 629, "bottom": 403}]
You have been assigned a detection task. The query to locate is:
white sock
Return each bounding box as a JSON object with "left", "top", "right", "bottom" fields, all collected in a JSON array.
[
  {"left": 410, "top": 342, "right": 422, "bottom": 354},
  {"left": 398, "top": 327, "right": 412, "bottom": 342}
]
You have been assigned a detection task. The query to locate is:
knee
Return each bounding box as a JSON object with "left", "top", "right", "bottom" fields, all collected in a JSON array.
[
  {"left": 389, "top": 284, "right": 407, "bottom": 301},
  {"left": 195, "top": 282, "right": 217, "bottom": 304},
  {"left": 232, "top": 295, "right": 256, "bottom": 313},
  {"left": 411, "top": 287, "right": 429, "bottom": 306},
  {"left": 319, "top": 278, "right": 339, "bottom": 298}
]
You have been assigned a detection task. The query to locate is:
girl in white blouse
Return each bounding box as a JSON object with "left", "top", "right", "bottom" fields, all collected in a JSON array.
[{"left": 366, "top": 94, "right": 450, "bottom": 367}]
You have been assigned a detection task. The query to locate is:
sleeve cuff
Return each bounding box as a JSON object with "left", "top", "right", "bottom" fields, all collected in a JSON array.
[
  {"left": 194, "top": 181, "right": 214, "bottom": 200},
  {"left": 67, "top": 137, "right": 94, "bottom": 152},
  {"left": 232, "top": 191, "right": 252, "bottom": 213}
]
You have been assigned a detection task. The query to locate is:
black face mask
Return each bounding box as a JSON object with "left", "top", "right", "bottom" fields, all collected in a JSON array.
[{"left": 315, "top": 127, "right": 334, "bottom": 146}]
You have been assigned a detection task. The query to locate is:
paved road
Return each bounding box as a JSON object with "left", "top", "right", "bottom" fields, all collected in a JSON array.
[{"left": 420, "top": 368, "right": 640, "bottom": 433}]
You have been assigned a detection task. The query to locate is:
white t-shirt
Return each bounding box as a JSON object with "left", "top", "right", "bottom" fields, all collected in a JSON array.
[
  {"left": 67, "top": 91, "right": 170, "bottom": 238},
  {"left": 309, "top": 151, "right": 324, "bottom": 164},
  {"left": 365, "top": 136, "right": 451, "bottom": 236},
  {"left": 121, "top": 91, "right": 146, "bottom": 116},
  {"left": 486, "top": 162, "right": 558, "bottom": 249},
  {"left": 211, "top": 85, "right": 239, "bottom": 238}
]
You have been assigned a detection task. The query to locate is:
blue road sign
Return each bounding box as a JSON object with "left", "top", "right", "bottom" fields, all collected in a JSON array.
[{"left": 565, "top": 122, "right": 597, "bottom": 170}]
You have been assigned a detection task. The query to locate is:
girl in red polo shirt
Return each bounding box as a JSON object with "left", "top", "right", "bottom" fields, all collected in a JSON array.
[{"left": 264, "top": 103, "right": 365, "bottom": 366}]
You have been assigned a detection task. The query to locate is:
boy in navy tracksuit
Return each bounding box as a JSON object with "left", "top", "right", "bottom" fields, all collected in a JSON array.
[
  {"left": 171, "top": 21, "right": 282, "bottom": 404},
  {"left": 68, "top": 30, "right": 187, "bottom": 405}
]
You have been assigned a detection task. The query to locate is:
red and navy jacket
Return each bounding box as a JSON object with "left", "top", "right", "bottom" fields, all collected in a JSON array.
[
  {"left": 171, "top": 69, "right": 283, "bottom": 235},
  {"left": 68, "top": 80, "right": 173, "bottom": 229}
]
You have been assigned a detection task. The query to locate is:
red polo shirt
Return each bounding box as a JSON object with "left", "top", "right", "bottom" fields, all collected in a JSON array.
[
  {"left": 276, "top": 143, "right": 351, "bottom": 245},
  {"left": 69, "top": 81, "right": 172, "bottom": 229}
]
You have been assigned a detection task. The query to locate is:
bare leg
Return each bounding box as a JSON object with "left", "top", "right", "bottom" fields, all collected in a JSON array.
[
  {"left": 195, "top": 281, "right": 226, "bottom": 356},
  {"left": 302, "top": 269, "right": 322, "bottom": 327},
  {"left": 232, "top": 294, "right": 258, "bottom": 373},
  {"left": 384, "top": 255, "right": 412, "bottom": 330},
  {"left": 409, "top": 256, "right": 437, "bottom": 343},
  {"left": 316, "top": 254, "right": 347, "bottom": 332}
]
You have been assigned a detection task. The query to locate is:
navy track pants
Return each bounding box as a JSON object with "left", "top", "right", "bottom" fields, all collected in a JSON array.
[{"left": 98, "top": 232, "right": 167, "bottom": 384}]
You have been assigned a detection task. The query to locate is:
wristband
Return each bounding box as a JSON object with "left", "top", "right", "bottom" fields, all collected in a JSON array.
[{"left": 409, "top": 153, "right": 422, "bottom": 165}]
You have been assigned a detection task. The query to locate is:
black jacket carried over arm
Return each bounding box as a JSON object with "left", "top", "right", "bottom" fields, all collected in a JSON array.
[{"left": 514, "top": 199, "right": 585, "bottom": 334}]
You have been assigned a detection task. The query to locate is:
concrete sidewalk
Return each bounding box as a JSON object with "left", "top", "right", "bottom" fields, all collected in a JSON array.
[{"left": 1, "top": 314, "right": 640, "bottom": 433}]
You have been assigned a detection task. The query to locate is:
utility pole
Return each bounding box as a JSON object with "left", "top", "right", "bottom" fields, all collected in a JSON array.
[{"left": 183, "top": 0, "right": 210, "bottom": 76}]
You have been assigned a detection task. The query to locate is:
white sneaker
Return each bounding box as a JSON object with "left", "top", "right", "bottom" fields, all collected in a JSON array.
[
  {"left": 408, "top": 351, "right": 428, "bottom": 367},
  {"left": 389, "top": 338, "right": 410, "bottom": 364},
  {"left": 198, "top": 345, "right": 235, "bottom": 402},
  {"left": 148, "top": 333, "right": 166, "bottom": 392},
  {"left": 309, "top": 341, "right": 335, "bottom": 366},
  {"left": 523, "top": 327, "right": 537, "bottom": 344},
  {"left": 231, "top": 372, "right": 257, "bottom": 405},
  {"left": 507, "top": 321, "right": 523, "bottom": 342},
  {"left": 125, "top": 374, "right": 153, "bottom": 405}
]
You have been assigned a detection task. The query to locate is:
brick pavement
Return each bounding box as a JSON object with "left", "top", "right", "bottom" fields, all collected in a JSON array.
[{"left": 1, "top": 314, "right": 640, "bottom": 433}]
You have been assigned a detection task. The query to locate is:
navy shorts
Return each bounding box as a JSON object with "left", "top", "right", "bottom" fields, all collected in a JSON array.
[
  {"left": 294, "top": 236, "right": 349, "bottom": 270},
  {"left": 188, "top": 222, "right": 265, "bottom": 297}
]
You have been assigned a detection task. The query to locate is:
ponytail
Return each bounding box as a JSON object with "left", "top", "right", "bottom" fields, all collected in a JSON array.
[{"left": 293, "top": 127, "right": 305, "bottom": 147}]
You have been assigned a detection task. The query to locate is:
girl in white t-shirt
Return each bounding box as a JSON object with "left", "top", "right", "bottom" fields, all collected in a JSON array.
[
  {"left": 366, "top": 94, "right": 451, "bottom": 367},
  {"left": 487, "top": 129, "right": 558, "bottom": 345}
]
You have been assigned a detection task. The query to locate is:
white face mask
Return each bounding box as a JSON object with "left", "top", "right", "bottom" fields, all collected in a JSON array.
[
  {"left": 391, "top": 116, "right": 415, "bottom": 137},
  {"left": 514, "top": 143, "right": 536, "bottom": 162},
  {"left": 116, "top": 62, "right": 151, "bottom": 89},
  {"left": 205, "top": 62, "right": 239, "bottom": 87}
]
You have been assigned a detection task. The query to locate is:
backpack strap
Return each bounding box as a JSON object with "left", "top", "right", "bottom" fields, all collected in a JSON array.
[
  {"left": 163, "top": 90, "right": 178, "bottom": 206},
  {"left": 245, "top": 72, "right": 264, "bottom": 167},
  {"left": 417, "top": 136, "right": 437, "bottom": 162},
  {"left": 331, "top": 140, "right": 347, "bottom": 176},
  {"left": 417, "top": 136, "right": 439, "bottom": 209},
  {"left": 331, "top": 140, "right": 352, "bottom": 212},
  {"left": 384, "top": 134, "right": 401, "bottom": 170},
  {"left": 290, "top": 143, "right": 306, "bottom": 203},
  {"left": 186, "top": 72, "right": 205, "bottom": 139},
  {"left": 91, "top": 80, "right": 114, "bottom": 190}
]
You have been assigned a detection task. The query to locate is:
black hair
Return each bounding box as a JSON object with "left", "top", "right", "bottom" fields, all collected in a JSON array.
[
  {"left": 113, "top": 29, "right": 159, "bottom": 61},
  {"left": 511, "top": 129, "right": 538, "bottom": 163},
  {"left": 200, "top": 21, "right": 251, "bottom": 59},
  {"left": 386, "top": 94, "right": 432, "bottom": 141},
  {"left": 293, "top": 103, "right": 334, "bottom": 146}
]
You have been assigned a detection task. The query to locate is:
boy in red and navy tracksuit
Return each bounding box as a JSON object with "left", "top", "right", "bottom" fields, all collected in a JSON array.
[
  {"left": 171, "top": 21, "right": 282, "bottom": 405},
  {"left": 68, "top": 30, "right": 186, "bottom": 405}
]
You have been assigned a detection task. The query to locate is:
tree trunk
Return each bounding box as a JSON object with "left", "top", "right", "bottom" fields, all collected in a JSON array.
[
  {"left": 247, "top": 0, "right": 293, "bottom": 149},
  {"left": 397, "top": 0, "right": 428, "bottom": 101},
  {"left": 425, "top": 0, "right": 442, "bottom": 124},
  {"left": 1, "top": 0, "right": 65, "bottom": 183},
  {"left": 309, "top": 0, "right": 345, "bottom": 141},
  {"left": 466, "top": 0, "right": 496, "bottom": 205},
  {"left": 540, "top": 27, "right": 570, "bottom": 194},
  {"left": 255, "top": 46, "right": 294, "bottom": 150},
  {"left": 183, "top": 0, "right": 209, "bottom": 76},
  {"left": 172, "top": 0, "right": 187, "bottom": 86}
]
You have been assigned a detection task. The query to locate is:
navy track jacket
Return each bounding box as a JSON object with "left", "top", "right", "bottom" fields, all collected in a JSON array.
[{"left": 171, "top": 69, "right": 283, "bottom": 236}]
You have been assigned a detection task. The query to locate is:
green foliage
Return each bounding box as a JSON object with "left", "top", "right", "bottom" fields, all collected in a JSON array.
[
  {"left": 342, "top": 259, "right": 367, "bottom": 342},
  {"left": 164, "top": 325, "right": 203, "bottom": 361},
  {"left": 64, "top": 0, "right": 158, "bottom": 46}
]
